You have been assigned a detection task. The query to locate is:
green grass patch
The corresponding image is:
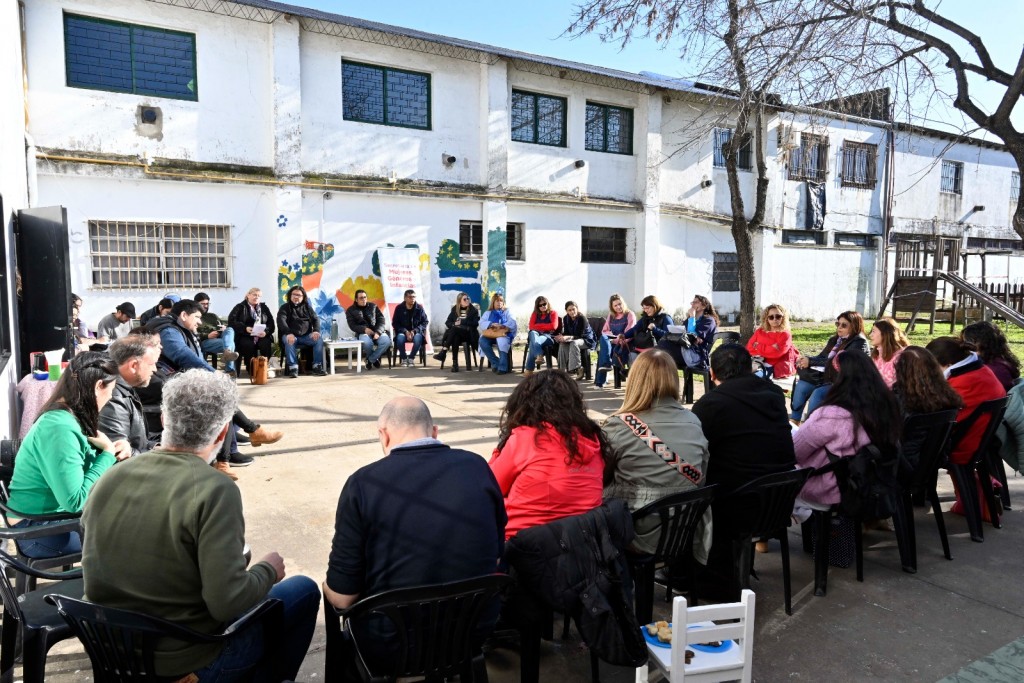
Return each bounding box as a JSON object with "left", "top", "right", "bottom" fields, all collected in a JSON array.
[{"left": 789, "top": 321, "right": 1024, "bottom": 357}]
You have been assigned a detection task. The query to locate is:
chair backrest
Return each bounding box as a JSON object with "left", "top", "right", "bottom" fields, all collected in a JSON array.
[
  {"left": 631, "top": 486, "right": 716, "bottom": 564},
  {"left": 46, "top": 593, "right": 281, "bottom": 682},
  {"left": 954, "top": 396, "right": 1010, "bottom": 465},
  {"left": 670, "top": 589, "right": 755, "bottom": 681},
  {"left": 726, "top": 468, "right": 812, "bottom": 539},
  {"left": 0, "top": 548, "right": 82, "bottom": 626},
  {"left": 331, "top": 574, "right": 514, "bottom": 680},
  {"left": 902, "top": 409, "right": 959, "bottom": 491},
  {"left": 588, "top": 316, "right": 605, "bottom": 341}
]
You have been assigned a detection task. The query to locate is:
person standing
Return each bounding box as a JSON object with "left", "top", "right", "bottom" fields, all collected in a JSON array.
[{"left": 277, "top": 285, "right": 326, "bottom": 377}]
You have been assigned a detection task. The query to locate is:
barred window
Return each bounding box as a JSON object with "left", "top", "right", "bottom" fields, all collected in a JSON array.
[
  {"left": 781, "top": 230, "right": 826, "bottom": 246},
  {"left": 940, "top": 160, "right": 963, "bottom": 195},
  {"left": 342, "top": 60, "right": 430, "bottom": 129},
  {"left": 840, "top": 141, "right": 877, "bottom": 188},
  {"left": 64, "top": 14, "right": 197, "bottom": 100},
  {"left": 1012, "top": 172, "right": 1020, "bottom": 202},
  {"left": 88, "top": 221, "right": 231, "bottom": 289},
  {"left": 712, "top": 128, "right": 752, "bottom": 170},
  {"left": 581, "top": 227, "right": 628, "bottom": 263},
  {"left": 835, "top": 233, "right": 877, "bottom": 248},
  {"left": 459, "top": 221, "right": 483, "bottom": 257},
  {"left": 585, "top": 102, "right": 633, "bottom": 155},
  {"left": 511, "top": 90, "right": 567, "bottom": 147},
  {"left": 789, "top": 133, "right": 829, "bottom": 182},
  {"left": 506, "top": 223, "right": 525, "bottom": 261},
  {"left": 712, "top": 252, "right": 739, "bottom": 292}
]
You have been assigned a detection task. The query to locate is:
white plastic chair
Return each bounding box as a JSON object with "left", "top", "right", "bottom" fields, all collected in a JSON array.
[{"left": 636, "top": 589, "right": 755, "bottom": 683}]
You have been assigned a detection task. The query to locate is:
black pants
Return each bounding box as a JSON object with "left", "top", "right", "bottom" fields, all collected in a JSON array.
[
  {"left": 442, "top": 326, "right": 475, "bottom": 349},
  {"left": 236, "top": 334, "right": 273, "bottom": 373}
]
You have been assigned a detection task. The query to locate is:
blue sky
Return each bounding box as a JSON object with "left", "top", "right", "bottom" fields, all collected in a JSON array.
[{"left": 297, "top": 0, "right": 1021, "bottom": 133}]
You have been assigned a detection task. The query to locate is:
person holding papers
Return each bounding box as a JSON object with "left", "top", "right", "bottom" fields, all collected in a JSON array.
[{"left": 228, "top": 287, "right": 276, "bottom": 374}]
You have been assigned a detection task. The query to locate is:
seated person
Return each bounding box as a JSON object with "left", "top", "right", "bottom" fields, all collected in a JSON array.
[
  {"left": 82, "top": 370, "right": 319, "bottom": 682},
  {"left": 8, "top": 352, "right": 128, "bottom": 558},
  {"left": 490, "top": 371, "right": 605, "bottom": 539},
  {"left": 433, "top": 291, "right": 479, "bottom": 372},
  {"left": 658, "top": 294, "right": 719, "bottom": 372},
  {"left": 746, "top": 303, "right": 796, "bottom": 379},
  {"left": 71, "top": 303, "right": 107, "bottom": 354},
  {"left": 524, "top": 296, "right": 559, "bottom": 375},
  {"left": 194, "top": 292, "right": 239, "bottom": 375},
  {"left": 595, "top": 293, "right": 635, "bottom": 388},
  {"left": 869, "top": 318, "right": 909, "bottom": 388},
  {"left": 98, "top": 332, "right": 162, "bottom": 459},
  {"left": 478, "top": 293, "right": 517, "bottom": 374},
  {"left": 791, "top": 310, "right": 867, "bottom": 422},
  {"left": 324, "top": 397, "right": 505, "bottom": 670},
  {"left": 961, "top": 321, "right": 1021, "bottom": 391},
  {"left": 622, "top": 295, "right": 671, "bottom": 359},
  {"left": 139, "top": 293, "right": 180, "bottom": 326},
  {"left": 345, "top": 289, "right": 391, "bottom": 369},
  {"left": 602, "top": 349, "right": 709, "bottom": 555},
  {"left": 277, "top": 285, "right": 326, "bottom": 377},
  {"left": 95, "top": 302, "right": 136, "bottom": 341},
  {"left": 390, "top": 289, "right": 428, "bottom": 367},
  {"left": 228, "top": 288, "right": 275, "bottom": 372},
  {"left": 555, "top": 300, "right": 596, "bottom": 380}
]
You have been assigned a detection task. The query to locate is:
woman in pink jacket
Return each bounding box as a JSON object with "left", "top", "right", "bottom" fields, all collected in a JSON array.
[{"left": 869, "top": 318, "right": 909, "bottom": 388}]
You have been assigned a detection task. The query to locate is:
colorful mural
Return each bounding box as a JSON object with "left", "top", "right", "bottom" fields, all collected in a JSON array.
[
  {"left": 485, "top": 227, "right": 507, "bottom": 300},
  {"left": 336, "top": 275, "right": 385, "bottom": 311},
  {"left": 277, "top": 240, "right": 335, "bottom": 305},
  {"left": 435, "top": 239, "right": 482, "bottom": 305}
]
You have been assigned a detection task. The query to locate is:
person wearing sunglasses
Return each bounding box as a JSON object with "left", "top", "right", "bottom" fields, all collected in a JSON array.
[
  {"left": 790, "top": 311, "right": 868, "bottom": 422},
  {"left": 433, "top": 292, "right": 480, "bottom": 372},
  {"left": 746, "top": 304, "right": 796, "bottom": 379},
  {"left": 523, "top": 296, "right": 559, "bottom": 376}
]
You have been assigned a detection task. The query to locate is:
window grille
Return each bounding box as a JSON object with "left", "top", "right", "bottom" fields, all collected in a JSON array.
[
  {"left": 585, "top": 103, "right": 633, "bottom": 155},
  {"left": 64, "top": 14, "right": 197, "bottom": 100},
  {"left": 940, "top": 160, "right": 963, "bottom": 195},
  {"left": 581, "top": 227, "right": 628, "bottom": 263},
  {"left": 88, "top": 221, "right": 231, "bottom": 289},
  {"left": 840, "top": 142, "right": 877, "bottom": 188},
  {"left": 781, "top": 230, "right": 826, "bottom": 246},
  {"left": 834, "top": 233, "right": 877, "bottom": 248},
  {"left": 459, "top": 221, "right": 483, "bottom": 257},
  {"left": 511, "top": 90, "right": 567, "bottom": 147},
  {"left": 789, "top": 133, "right": 829, "bottom": 182},
  {"left": 506, "top": 223, "right": 525, "bottom": 261},
  {"left": 712, "top": 252, "right": 739, "bottom": 292},
  {"left": 712, "top": 128, "right": 752, "bottom": 170},
  {"left": 1012, "top": 172, "right": 1020, "bottom": 202},
  {"left": 342, "top": 60, "right": 430, "bottom": 129}
]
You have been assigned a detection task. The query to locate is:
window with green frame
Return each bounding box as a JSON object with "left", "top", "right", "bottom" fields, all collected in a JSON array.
[
  {"left": 511, "top": 90, "right": 567, "bottom": 147},
  {"left": 342, "top": 60, "right": 430, "bottom": 130},
  {"left": 585, "top": 102, "right": 633, "bottom": 155},
  {"left": 64, "top": 13, "right": 197, "bottom": 100}
]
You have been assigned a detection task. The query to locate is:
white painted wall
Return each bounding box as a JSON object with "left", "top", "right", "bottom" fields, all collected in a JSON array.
[
  {"left": 25, "top": 0, "right": 274, "bottom": 166},
  {"left": 0, "top": 0, "right": 29, "bottom": 440}
]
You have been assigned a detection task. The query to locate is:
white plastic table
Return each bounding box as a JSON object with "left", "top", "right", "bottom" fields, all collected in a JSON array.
[{"left": 325, "top": 340, "right": 363, "bottom": 374}]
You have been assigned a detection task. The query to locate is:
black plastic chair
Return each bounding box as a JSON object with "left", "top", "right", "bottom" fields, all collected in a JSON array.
[
  {"left": 947, "top": 396, "right": 1009, "bottom": 541},
  {"left": 629, "top": 486, "right": 717, "bottom": 624},
  {"left": 520, "top": 341, "right": 555, "bottom": 373},
  {"left": 437, "top": 338, "right": 479, "bottom": 372},
  {"left": 324, "top": 574, "right": 513, "bottom": 683},
  {"left": 895, "top": 409, "right": 958, "bottom": 568},
  {"left": 725, "top": 468, "right": 811, "bottom": 615},
  {"left": 46, "top": 594, "right": 283, "bottom": 682},
  {"left": 0, "top": 548, "right": 83, "bottom": 683},
  {"left": 682, "top": 331, "right": 740, "bottom": 403}
]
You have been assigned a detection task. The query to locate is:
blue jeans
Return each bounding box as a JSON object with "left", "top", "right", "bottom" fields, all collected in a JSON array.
[
  {"left": 525, "top": 331, "right": 554, "bottom": 371},
  {"left": 193, "top": 575, "right": 320, "bottom": 683},
  {"left": 284, "top": 333, "right": 324, "bottom": 369},
  {"left": 394, "top": 332, "right": 425, "bottom": 361},
  {"left": 359, "top": 333, "right": 392, "bottom": 364},
  {"left": 201, "top": 327, "right": 236, "bottom": 371},
  {"left": 791, "top": 379, "right": 831, "bottom": 420},
  {"left": 807, "top": 384, "right": 831, "bottom": 417},
  {"left": 478, "top": 336, "right": 510, "bottom": 372},
  {"left": 13, "top": 519, "right": 81, "bottom": 559}
]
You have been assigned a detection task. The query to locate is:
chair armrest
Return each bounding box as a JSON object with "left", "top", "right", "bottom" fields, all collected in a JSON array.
[
  {"left": 220, "top": 598, "right": 283, "bottom": 638},
  {"left": 4, "top": 550, "right": 82, "bottom": 581},
  {"left": 0, "top": 497, "right": 82, "bottom": 524},
  {"left": 0, "top": 516, "right": 81, "bottom": 540}
]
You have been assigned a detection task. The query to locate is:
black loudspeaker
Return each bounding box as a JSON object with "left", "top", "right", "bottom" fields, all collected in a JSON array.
[{"left": 15, "top": 206, "right": 73, "bottom": 376}]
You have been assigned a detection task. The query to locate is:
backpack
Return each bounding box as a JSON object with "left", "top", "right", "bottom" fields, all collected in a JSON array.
[{"left": 828, "top": 444, "right": 903, "bottom": 519}]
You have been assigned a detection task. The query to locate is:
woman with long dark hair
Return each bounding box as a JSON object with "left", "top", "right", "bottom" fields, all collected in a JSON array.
[
  {"left": 595, "top": 293, "right": 636, "bottom": 388},
  {"left": 8, "top": 352, "right": 124, "bottom": 557},
  {"left": 892, "top": 346, "right": 963, "bottom": 479},
  {"left": 961, "top": 321, "right": 1021, "bottom": 391},
  {"left": 791, "top": 310, "right": 868, "bottom": 422},
  {"left": 869, "top": 318, "right": 909, "bottom": 388},
  {"left": 794, "top": 351, "right": 902, "bottom": 509},
  {"left": 524, "top": 295, "right": 559, "bottom": 376},
  {"left": 490, "top": 370, "right": 606, "bottom": 539},
  {"left": 622, "top": 294, "right": 672, "bottom": 358}
]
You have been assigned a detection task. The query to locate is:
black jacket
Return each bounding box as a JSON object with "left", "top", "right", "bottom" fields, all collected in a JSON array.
[
  {"left": 98, "top": 377, "right": 151, "bottom": 457},
  {"left": 277, "top": 301, "right": 319, "bottom": 338},
  {"left": 505, "top": 500, "right": 646, "bottom": 667},
  {"left": 228, "top": 301, "right": 276, "bottom": 340},
  {"left": 558, "top": 314, "right": 597, "bottom": 350},
  {"left": 692, "top": 373, "right": 797, "bottom": 494},
  {"left": 802, "top": 333, "right": 868, "bottom": 384},
  {"left": 444, "top": 305, "right": 480, "bottom": 330},
  {"left": 346, "top": 303, "right": 386, "bottom": 336}
]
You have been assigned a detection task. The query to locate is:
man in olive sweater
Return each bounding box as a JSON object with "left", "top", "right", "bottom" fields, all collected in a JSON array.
[{"left": 81, "top": 370, "right": 319, "bottom": 681}]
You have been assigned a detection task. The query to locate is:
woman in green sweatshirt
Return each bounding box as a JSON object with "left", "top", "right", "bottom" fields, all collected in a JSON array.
[{"left": 8, "top": 352, "right": 122, "bottom": 558}]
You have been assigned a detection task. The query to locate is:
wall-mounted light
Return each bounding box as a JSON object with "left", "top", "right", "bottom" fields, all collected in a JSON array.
[
  {"left": 973, "top": 205, "right": 986, "bottom": 212},
  {"left": 574, "top": 160, "right": 586, "bottom": 169},
  {"left": 700, "top": 178, "right": 713, "bottom": 189},
  {"left": 442, "top": 154, "right": 457, "bottom": 165}
]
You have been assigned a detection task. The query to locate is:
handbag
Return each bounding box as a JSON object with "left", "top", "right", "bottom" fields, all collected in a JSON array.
[
  {"left": 681, "top": 346, "right": 703, "bottom": 369},
  {"left": 249, "top": 353, "right": 268, "bottom": 385},
  {"left": 481, "top": 325, "right": 508, "bottom": 340}
]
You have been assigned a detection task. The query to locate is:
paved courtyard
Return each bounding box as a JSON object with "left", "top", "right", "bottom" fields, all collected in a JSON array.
[{"left": 26, "top": 362, "right": 1024, "bottom": 682}]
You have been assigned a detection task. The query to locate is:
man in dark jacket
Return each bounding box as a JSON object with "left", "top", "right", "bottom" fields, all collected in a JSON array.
[
  {"left": 99, "top": 332, "right": 162, "bottom": 459},
  {"left": 345, "top": 290, "right": 391, "bottom": 369},
  {"left": 691, "top": 343, "right": 796, "bottom": 602},
  {"left": 277, "top": 285, "right": 326, "bottom": 378},
  {"left": 138, "top": 294, "right": 180, "bottom": 326},
  {"left": 390, "top": 289, "right": 428, "bottom": 367}
]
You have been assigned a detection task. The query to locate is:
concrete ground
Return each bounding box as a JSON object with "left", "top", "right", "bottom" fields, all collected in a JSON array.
[{"left": 28, "top": 361, "right": 1024, "bottom": 682}]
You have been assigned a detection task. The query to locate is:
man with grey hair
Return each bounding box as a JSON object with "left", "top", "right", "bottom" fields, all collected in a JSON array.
[
  {"left": 324, "top": 397, "right": 505, "bottom": 670},
  {"left": 82, "top": 370, "right": 319, "bottom": 681},
  {"left": 99, "top": 332, "right": 162, "bottom": 461}
]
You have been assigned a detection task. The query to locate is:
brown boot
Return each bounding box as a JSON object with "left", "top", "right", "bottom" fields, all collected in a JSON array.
[
  {"left": 214, "top": 460, "right": 239, "bottom": 481},
  {"left": 249, "top": 425, "right": 283, "bottom": 447}
]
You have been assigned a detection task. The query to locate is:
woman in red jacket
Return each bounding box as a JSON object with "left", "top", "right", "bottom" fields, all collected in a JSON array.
[
  {"left": 489, "top": 371, "right": 606, "bottom": 540},
  {"left": 746, "top": 303, "right": 796, "bottom": 379},
  {"left": 524, "top": 296, "right": 560, "bottom": 375}
]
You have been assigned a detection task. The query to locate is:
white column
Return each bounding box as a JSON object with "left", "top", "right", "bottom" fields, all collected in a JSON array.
[
  {"left": 485, "top": 60, "right": 509, "bottom": 191},
  {"left": 634, "top": 92, "right": 663, "bottom": 300},
  {"left": 271, "top": 16, "right": 301, "bottom": 178}
]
